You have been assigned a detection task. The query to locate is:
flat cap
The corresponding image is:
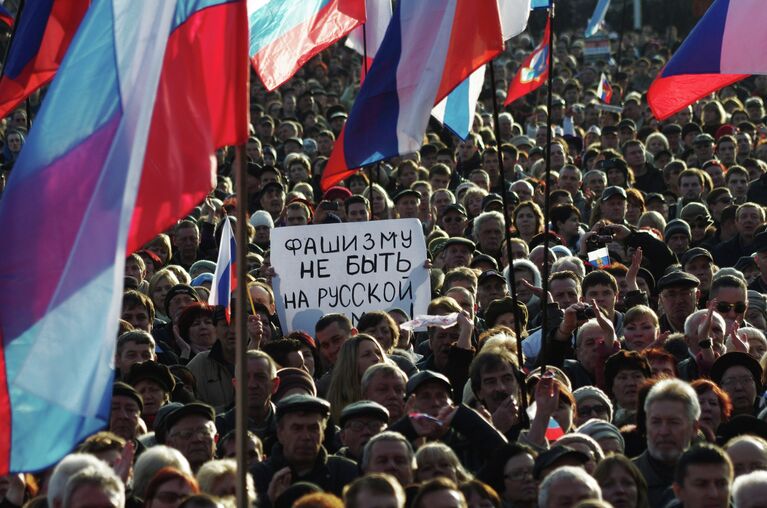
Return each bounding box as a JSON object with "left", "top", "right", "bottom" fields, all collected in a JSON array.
[
  {"left": 339, "top": 400, "right": 389, "bottom": 428},
  {"left": 656, "top": 270, "right": 700, "bottom": 292},
  {"left": 406, "top": 370, "right": 452, "bottom": 397},
  {"left": 276, "top": 394, "right": 330, "bottom": 421}
]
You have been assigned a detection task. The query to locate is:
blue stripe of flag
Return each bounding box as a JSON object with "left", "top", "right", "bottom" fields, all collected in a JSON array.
[
  {"left": 442, "top": 78, "right": 472, "bottom": 139},
  {"left": 248, "top": 0, "right": 332, "bottom": 56}
]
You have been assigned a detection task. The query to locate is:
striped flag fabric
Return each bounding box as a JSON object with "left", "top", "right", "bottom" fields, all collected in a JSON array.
[
  {"left": 0, "top": 0, "right": 248, "bottom": 473},
  {"left": 0, "top": 0, "right": 89, "bottom": 120},
  {"left": 545, "top": 416, "right": 565, "bottom": 441},
  {"left": 321, "top": 0, "right": 504, "bottom": 190},
  {"left": 597, "top": 72, "right": 613, "bottom": 103},
  {"left": 208, "top": 218, "right": 237, "bottom": 323},
  {"left": 248, "top": 0, "right": 366, "bottom": 91},
  {"left": 345, "top": 0, "right": 392, "bottom": 82},
  {"left": 432, "top": 0, "right": 531, "bottom": 140},
  {"left": 647, "top": 0, "right": 763, "bottom": 120},
  {"left": 585, "top": 0, "right": 610, "bottom": 37}
]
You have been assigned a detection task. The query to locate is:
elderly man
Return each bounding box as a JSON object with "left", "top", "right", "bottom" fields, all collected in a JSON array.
[
  {"left": 362, "top": 431, "right": 415, "bottom": 487},
  {"left": 361, "top": 363, "right": 407, "bottom": 423},
  {"left": 336, "top": 401, "right": 389, "bottom": 463},
  {"left": 538, "top": 466, "right": 602, "bottom": 508},
  {"left": 733, "top": 470, "right": 767, "bottom": 508},
  {"left": 633, "top": 379, "right": 700, "bottom": 507},
  {"left": 469, "top": 349, "right": 523, "bottom": 438},
  {"left": 725, "top": 435, "right": 767, "bottom": 478},
  {"left": 162, "top": 402, "right": 217, "bottom": 472},
  {"left": 472, "top": 211, "right": 505, "bottom": 260},
  {"left": 677, "top": 308, "right": 726, "bottom": 381},
  {"left": 711, "top": 352, "right": 763, "bottom": 417},
  {"left": 251, "top": 394, "right": 358, "bottom": 499}
]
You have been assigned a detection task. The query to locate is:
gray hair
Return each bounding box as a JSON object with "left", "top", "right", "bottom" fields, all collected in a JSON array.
[
  {"left": 733, "top": 470, "right": 767, "bottom": 508},
  {"left": 361, "top": 362, "right": 407, "bottom": 396},
  {"left": 552, "top": 256, "right": 586, "bottom": 279},
  {"left": 538, "top": 466, "right": 601, "bottom": 507},
  {"left": 684, "top": 309, "right": 725, "bottom": 339},
  {"left": 132, "top": 445, "right": 191, "bottom": 499},
  {"left": 583, "top": 169, "right": 607, "bottom": 184},
  {"left": 430, "top": 188, "right": 456, "bottom": 207},
  {"left": 196, "top": 459, "right": 256, "bottom": 504},
  {"left": 362, "top": 431, "right": 414, "bottom": 472},
  {"left": 644, "top": 378, "right": 701, "bottom": 423},
  {"left": 63, "top": 464, "right": 124, "bottom": 508},
  {"left": 49, "top": 453, "right": 108, "bottom": 508},
  {"left": 472, "top": 211, "right": 505, "bottom": 243},
  {"left": 508, "top": 259, "right": 542, "bottom": 287}
]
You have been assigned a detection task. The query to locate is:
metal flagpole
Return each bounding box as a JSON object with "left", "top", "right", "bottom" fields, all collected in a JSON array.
[
  {"left": 539, "top": 2, "right": 556, "bottom": 374},
  {"left": 488, "top": 61, "right": 528, "bottom": 412}
]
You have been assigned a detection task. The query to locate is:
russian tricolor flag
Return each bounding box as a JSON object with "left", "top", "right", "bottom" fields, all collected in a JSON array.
[
  {"left": 0, "top": 0, "right": 89, "bottom": 121},
  {"left": 346, "top": 0, "right": 391, "bottom": 83},
  {"left": 0, "top": 0, "right": 248, "bottom": 474},
  {"left": 597, "top": 72, "right": 613, "bottom": 104},
  {"left": 208, "top": 218, "right": 237, "bottom": 323},
  {"left": 432, "top": 0, "right": 531, "bottom": 140},
  {"left": 648, "top": 0, "right": 764, "bottom": 120},
  {"left": 545, "top": 416, "right": 565, "bottom": 441},
  {"left": 249, "top": 0, "right": 366, "bottom": 91},
  {"left": 321, "top": 0, "right": 504, "bottom": 191}
]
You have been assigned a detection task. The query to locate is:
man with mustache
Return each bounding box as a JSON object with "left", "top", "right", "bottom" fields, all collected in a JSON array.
[
  {"left": 469, "top": 349, "right": 523, "bottom": 440},
  {"left": 633, "top": 379, "right": 700, "bottom": 507}
]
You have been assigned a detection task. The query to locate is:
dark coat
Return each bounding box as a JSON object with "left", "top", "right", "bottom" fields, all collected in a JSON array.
[{"left": 632, "top": 450, "right": 676, "bottom": 508}]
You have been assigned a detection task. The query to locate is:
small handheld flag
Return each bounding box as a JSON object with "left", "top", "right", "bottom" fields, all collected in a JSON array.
[
  {"left": 545, "top": 416, "right": 565, "bottom": 441},
  {"left": 597, "top": 73, "right": 613, "bottom": 104},
  {"left": 588, "top": 246, "right": 611, "bottom": 269},
  {"left": 209, "top": 217, "right": 237, "bottom": 323},
  {"left": 504, "top": 16, "right": 550, "bottom": 105}
]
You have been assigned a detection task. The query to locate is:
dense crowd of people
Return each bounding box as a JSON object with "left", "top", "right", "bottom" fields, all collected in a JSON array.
[{"left": 6, "top": 10, "right": 767, "bottom": 508}]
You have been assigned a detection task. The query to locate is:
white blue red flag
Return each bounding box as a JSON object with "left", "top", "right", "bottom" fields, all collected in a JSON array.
[
  {"left": 0, "top": 0, "right": 248, "bottom": 473},
  {"left": 597, "top": 72, "right": 613, "bottom": 103},
  {"left": 585, "top": 0, "right": 610, "bottom": 37},
  {"left": 648, "top": 0, "right": 765, "bottom": 120},
  {"left": 249, "top": 0, "right": 366, "bottom": 91},
  {"left": 432, "top": 0, "right": 531, "bottom": 140},
  {"left": 208, "top": 218, "right": 237, "bottom": 323},
  {"left": 345, "top": 0, "right": 392, "bottom": 82},
  {"left": 321, "top": 0, "right": 504, "bottom": 190},
  {"left": 504, "top": 15, "right": 550, "bottom": 105},
  {"left": 0, "top": 0, "right": 89, "bottom": 120}
]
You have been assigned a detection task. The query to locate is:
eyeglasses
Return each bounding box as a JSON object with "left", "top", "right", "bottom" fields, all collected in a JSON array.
[
  {"left": 345, "top": 420, "right": 385, "bottom": 432},
  {"left": 716, "top": 301, "right": 747, "bottom": 314},
  {"left": 168, "top": 426, "right": 215, "bottom": 441},
  {"left": 579, "top": 404, "right": 609, "bottom": 416},
  {"left": 153, "top": 492, "right": 188, "bottom": 504},
  {"left": 505, "top": 469, "right": 534, "bottom": 481},
  {"left": 721, "top": 376, "right": 755, "bottom": 388}
]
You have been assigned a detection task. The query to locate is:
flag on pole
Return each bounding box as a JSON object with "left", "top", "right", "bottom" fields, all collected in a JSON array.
[
  {"left": 249, "top": 0, "right": 366, "bottom": 91},
  {"left": 0, "top": 0, "right": 248, "bottom": 474},
  {"left": 0, "top": 5, "right": 14, "bottom": 28},
  {"left": 346, "top": 0, "right": 392, "bottom": 83},
  {"left": 208, "top": 218, "right": 237, "bottom": 323},
  {"left": 321, "top": 0, "right": 504, "bottom": 191},
  {"left": 0, "top": 0, "right": 89, "bottom": 120},
  {"left": 585, "top": 0, "right": 610, "bottom": 37},
  {"left": 597, "top": 72, "right": 613, "bottom": 103},
  {"left": 504, "top": 15, "right": 550, "bottom": 105},
  {"left": 432, "top": 0, "right": 531, "bottom": 140},
  {"left": 647, "top": 0, "right": 763, "bottom": 120}
]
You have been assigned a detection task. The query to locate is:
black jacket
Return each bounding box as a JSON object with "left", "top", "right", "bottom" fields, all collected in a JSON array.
[
  {"left": 251, "top": 445, "right": 358, "bottom": 507},
  {"left": 632, "top": 450, "right": 676, "bottom": 508}
]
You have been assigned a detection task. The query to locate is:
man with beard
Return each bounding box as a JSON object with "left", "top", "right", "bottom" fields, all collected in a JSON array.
[
  {"left": 361, "top": 363, "right": 407, "bottom": 423},
  {"left": 251, "top": 394, "right": 358, "bottom": 499},
  {"left": 469, "top": 349, "right": 523, "bottom": 440},
  {"left": 216, "top": 350, "right": 281, "bottom": 454},
  {"left": 633, "top": 379, "right": 700, "bottom": 507},
  {"left": 163, "top": 402, "right": 218, "bottom": 472}
]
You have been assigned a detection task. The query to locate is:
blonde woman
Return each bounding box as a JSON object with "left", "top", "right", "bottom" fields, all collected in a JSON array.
[
  {"left": 326, "top": 334, "right": 388, "bottom": 424},
  {"left": 363, "top": 183, "right": 393, "bottom": 220},
  {"left": 147, "top": 268, "right": 180, "bottom": 323}
]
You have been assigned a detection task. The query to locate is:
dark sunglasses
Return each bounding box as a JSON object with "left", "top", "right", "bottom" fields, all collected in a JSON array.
[{"left": 716, "top": 301, "right": 747, "bottom": 314}]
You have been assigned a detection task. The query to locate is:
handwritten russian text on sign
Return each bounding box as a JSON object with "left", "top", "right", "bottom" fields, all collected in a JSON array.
[{"left": 271, "top": 219, "right": 430, "bottom": 334}]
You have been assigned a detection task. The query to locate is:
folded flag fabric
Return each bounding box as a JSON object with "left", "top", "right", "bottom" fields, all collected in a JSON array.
[
  {"left": 249, "top": 0, "right": 365, "bottom": 91},
  {"left": 345, "top": 0, "right": 392, "bottom": 83},
  {"left": 647, "top": 0, "right": 764, "bottom": 120},
  {"left": 432, "top": 0, "right": 531, "bottom": 140},
  {"left": 546, "top": 416, "right": 565, "bottom": 441},
  {"left": 208, "top": 218, "right": 237, "bottom": 323},
  {"left": 0, "top": 5, "right": 13, "bottom": 28},
  {"left": 585, "top": 0, "right": 610, "bottom": 37},
  {"left": 597, "top": 72, "right": 613, "bottom": 103},
  {"left": 0, "top": 0, "right": 89, "bottom": 120},
  {"left": 321, "top": 0, "right": 504, "bottom": 191},
  {"left": 504, "top": 15, "right": 550, "bottom": 105},
  {"left": 0, "top": 0, "right": 248, "bottom": 474}
]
